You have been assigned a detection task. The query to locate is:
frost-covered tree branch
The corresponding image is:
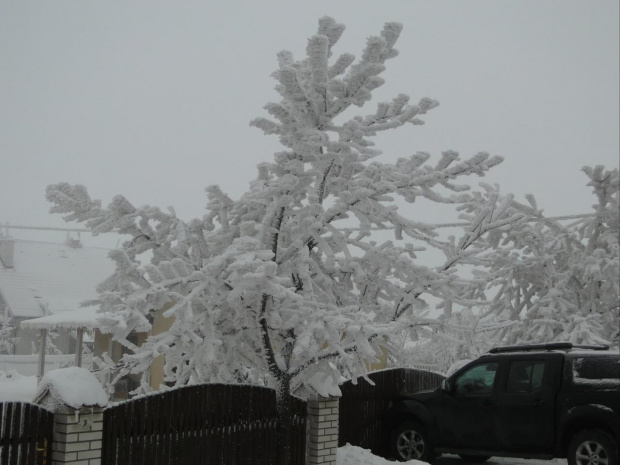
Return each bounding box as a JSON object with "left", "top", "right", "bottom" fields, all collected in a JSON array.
[{"left": 459, "top": 166, "right": 619, "bottom": 348}]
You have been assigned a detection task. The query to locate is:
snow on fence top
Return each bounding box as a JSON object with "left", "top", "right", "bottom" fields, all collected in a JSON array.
[
  {"left": 20, "top": 307, "right": 101, "bottom": 331},
  {"left": 33, "top": 366, "right": 108, "bottom": 411}
]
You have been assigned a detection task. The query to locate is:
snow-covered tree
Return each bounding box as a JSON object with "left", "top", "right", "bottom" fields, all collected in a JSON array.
[
  {"left": 46, "top": 18, "right": 519, "bottom": 465},
  {"left": 469, "top": 166, "right": 619, "bottom": 347},
  {"left": 0, "top": 318, "right": 16, "bottom": 355},
  {"left": 388, "top": 306, "right": 510, "bottom": 373}
]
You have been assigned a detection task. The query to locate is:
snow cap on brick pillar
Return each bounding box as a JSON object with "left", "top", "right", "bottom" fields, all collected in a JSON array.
[{"left": 33, "top": 366, "right": 108, "bottom": 413}]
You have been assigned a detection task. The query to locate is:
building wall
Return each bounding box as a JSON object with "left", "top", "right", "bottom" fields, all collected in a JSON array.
[
  {"left": 93, "top": 303, "right": 175, "bottom": 397},
  {"left": 148, "top": 305, "right": 175, "bottom": 390}
]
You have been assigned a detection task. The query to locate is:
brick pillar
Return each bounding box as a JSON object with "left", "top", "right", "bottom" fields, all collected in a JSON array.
[
  {"left": 51, "top": 406, "right": 104, "bottom": 465},
  {"left": 307, "top": 397, "right": 339, "bottom": 465}
]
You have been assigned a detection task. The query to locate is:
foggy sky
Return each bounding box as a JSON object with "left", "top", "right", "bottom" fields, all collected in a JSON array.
[{"left": 1, "top": 1, "right": 618, "bottom": 247}]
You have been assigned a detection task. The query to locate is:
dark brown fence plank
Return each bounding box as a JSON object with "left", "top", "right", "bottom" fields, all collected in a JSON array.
[
  {"left": 0, "top": 403, "right": 5, "bottom": 465},
  {"left": 3, "top": 403, "right": 12, "bottom": 465},
  {"left": 102, "top": 406, "right": 112, "bottom": 464},
  {"left": 22, "top": 403, "right": 34, "bottom": 465},
  {"left": 42, "top": 408, "right": 53, "bottom": 465},
  {"left": 189, "top": 385, "right": 199, "bottom": 465},
  {"left": 161, "top": 391, "right": 171, "bottom": 465},
  {"left": 154, "top": 394, "right": 166, "bottom": 465},
  {"left": 9, "top": 402, "right": 21, "bottom": 465},
  {"left": 143, "top": 395, "right": 153, "bottom": 465}
]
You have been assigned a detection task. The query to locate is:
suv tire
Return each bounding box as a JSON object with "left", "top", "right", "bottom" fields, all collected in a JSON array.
[
  {"left": 568, "top": 429, "right": 618, "bottom": 465},
  {"left": 390, "top": 421, "right": 434, "bottom": 462}
]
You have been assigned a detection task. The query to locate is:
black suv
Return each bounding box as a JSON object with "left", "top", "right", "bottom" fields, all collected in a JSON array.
[{"left": 384, "top": 342, "right": 620, "bottom": 464}]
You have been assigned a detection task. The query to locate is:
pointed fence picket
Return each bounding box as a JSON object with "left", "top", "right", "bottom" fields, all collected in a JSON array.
[{"left": 102, "top": 383, "right": 307, "bottom": 465}]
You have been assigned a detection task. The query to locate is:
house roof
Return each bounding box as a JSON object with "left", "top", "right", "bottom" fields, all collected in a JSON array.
[{"left": 0, "top": 239, "right": 114, "bottom": 319}]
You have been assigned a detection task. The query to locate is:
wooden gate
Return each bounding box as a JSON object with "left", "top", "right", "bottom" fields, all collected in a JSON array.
[
  {"left": 0, "top": 402, "right": 54, "bottom": 465},
  {"left": 102, "top": 383, "right": 307, "bottom": 465}
]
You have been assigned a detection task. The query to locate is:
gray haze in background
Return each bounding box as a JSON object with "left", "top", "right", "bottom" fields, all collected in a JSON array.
[{"left": 1, "top": 1, "right": 618, "bottom": 249}]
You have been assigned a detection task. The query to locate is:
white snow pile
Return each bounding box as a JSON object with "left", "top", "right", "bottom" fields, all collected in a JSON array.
[
  {"left": 338, "top": 445, "right": 427, "bottom": 465},
  {"left": 0, "top": 370, "right": 37, "bottom": 402},
  {"left": 33, "top": 367, "right": 108, "bottom": 410}
]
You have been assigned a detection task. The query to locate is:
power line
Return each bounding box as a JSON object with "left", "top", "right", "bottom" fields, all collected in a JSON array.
[
  {"left": 3, "top": 224, "right": 91, "bottom": 233},
  {"left": 2, "top": 212, "right": 603, "bottom": 234},
  {"left": 342, "top": 213, "right": 603, "bottom": 231}
]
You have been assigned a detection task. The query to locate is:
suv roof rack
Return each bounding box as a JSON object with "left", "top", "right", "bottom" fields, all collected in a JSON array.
[{"left": 488, "top": 342, "right": 610, "bottom": 354}]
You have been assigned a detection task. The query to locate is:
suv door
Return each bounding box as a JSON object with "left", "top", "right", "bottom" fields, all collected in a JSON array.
[
  {"left": 495, "top": 355, "right": 559, "bottom": 452},
  {"left": 452, "top": 360, "right": 502, "bottom": 450}
]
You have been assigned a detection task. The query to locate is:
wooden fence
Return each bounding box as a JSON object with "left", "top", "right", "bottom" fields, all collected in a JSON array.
[
  {"left": 339, "top": 368, "right": 445, "bottom": 456},
  {"left": 0, "top": 402, "right": 54, "bottom": 465},
  {"left": 102, "top": 383, "right": 307, "bottom": 465}
]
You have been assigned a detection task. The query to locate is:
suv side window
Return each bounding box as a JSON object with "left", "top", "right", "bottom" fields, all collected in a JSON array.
[
  {"left": 506, "top": 360, "right": 545, "bottom": 393},
  {"left": 455, "top": 362, "right": 499, "bottom": 396},
  {"left": 573, "top": 356, "right": 620, "bottom": 380}
]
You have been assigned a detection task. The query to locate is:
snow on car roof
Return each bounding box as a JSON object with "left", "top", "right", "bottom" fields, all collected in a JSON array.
[{"left": 0, "top": 239, "right": 113, "bottom": 318}]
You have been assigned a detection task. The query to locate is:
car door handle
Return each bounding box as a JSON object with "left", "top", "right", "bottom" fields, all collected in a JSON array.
[{"left": 533, "top": 399, "right": 545, "bottom": 406}]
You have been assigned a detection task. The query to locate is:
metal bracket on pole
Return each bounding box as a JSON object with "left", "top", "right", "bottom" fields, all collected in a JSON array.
[
  {"left": 75, "top": 328, "right": 84, "bottom": 368},
  {"left": 37, "top": 328, "right": 47, "bottom": 384}
]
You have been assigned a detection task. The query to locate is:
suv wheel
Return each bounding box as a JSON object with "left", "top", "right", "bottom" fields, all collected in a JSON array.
[
  {"left": 568, "top": 429, "right": 618, "bottom": 465},
  {"left": 390, "top": 421, "right": 433, "bottom": 462}
]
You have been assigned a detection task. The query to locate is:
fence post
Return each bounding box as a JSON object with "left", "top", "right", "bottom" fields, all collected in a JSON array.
[
  {"left": 306, "top": 397, "right": 339, "bottom": 465},
  {"left": 32, "top": 367, "right": 108, "bottom": 465},
  {"left": 49, "top": 406, "right": 104, "bottom": 465}
]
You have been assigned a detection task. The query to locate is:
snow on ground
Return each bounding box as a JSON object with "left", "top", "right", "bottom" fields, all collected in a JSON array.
[
  {"left": 338, "top": 445, "right": 426, "bottom": 464},
  {"left": 0, "top": 370, "right": 37, "bottom": 402},
  {"left": 337, "top": 447, "right": 568, "bottom": 465},
  {"left": 435, "top": 454, "right": 566, "bottom": 465}
]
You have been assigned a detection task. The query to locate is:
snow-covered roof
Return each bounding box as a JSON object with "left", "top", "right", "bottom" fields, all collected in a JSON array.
[
  {"left": 0, "top": 240, "right": 113, "bottom": 318},
  {"left": 20, "top": 307, "right": 102, "bottom": 331}
]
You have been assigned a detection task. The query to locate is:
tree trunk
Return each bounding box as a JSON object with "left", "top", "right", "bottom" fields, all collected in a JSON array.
[{"left": 275, "top": 375, "right": 293, "bottom": 465}]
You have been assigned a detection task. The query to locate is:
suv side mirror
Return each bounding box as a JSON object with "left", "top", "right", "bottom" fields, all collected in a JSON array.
[{"left": 441, "top": 379, "right": 452, "bottom": 393}]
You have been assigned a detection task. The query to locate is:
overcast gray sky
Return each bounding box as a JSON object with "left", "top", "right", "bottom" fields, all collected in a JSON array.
[{"left": 1, "top": 1, "right": 618, "bottom": 247}]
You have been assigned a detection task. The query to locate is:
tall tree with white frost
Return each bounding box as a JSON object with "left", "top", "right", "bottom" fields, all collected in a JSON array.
[
  {"left": 46, "top": 18, "right": 518, "bottom": 464},
  {"left": 468, "top": 166, "right": 619, "bottom": 347}
]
